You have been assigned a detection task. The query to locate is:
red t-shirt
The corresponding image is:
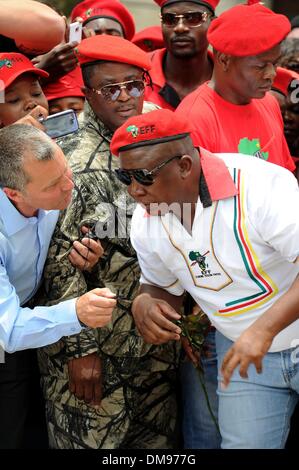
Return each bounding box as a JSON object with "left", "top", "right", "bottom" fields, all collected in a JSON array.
[
  {"left": 176, "top": 82, "right": 295, "bottom": 172},
  {"left": 145, "top": 48, "right": 177, "bottom": 111}
]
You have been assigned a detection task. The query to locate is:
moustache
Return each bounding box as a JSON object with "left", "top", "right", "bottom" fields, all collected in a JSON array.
[{"left": 171, "top": 36, "right": 194, "bottom": 44}]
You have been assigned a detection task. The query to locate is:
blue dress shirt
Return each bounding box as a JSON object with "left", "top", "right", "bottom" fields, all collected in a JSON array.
[{"left": 0, "top": 189, "right": 82, "bottom": 353}]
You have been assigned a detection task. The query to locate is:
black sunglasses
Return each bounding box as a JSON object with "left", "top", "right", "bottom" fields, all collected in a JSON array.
[
  {"left": 161, "top": 11, "right": 209, "bottom": 28},
  {"left": 115, "top": 155, "right": 183, "bottom": 186},
  {"left": 90, "top": 79, "right": 145, "bottom": 102}
]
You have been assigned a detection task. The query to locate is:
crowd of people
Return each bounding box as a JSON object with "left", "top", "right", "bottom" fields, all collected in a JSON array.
[{"left": 0, "top": 0, "right": 298, "bottom": 450}]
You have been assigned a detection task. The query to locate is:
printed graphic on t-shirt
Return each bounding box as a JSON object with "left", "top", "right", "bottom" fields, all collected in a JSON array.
[
  {"left": 161, "top": 203, "right": 233, "bottom": 291},
  {"left": 188, "top": 250, "right": 221, "bottom": 279},
  {"left": 238, "top": 137, "right": 269, "bottom": 160}
]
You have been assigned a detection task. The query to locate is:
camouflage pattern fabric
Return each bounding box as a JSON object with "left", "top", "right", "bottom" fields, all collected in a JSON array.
[{"left": 37, "top": 101, "right": 181, "bottom": 449}]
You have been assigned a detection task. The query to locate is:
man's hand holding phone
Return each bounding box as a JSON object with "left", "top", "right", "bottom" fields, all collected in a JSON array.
[{"left": 32, "top": 42, "right": 79, "bottom": 80}]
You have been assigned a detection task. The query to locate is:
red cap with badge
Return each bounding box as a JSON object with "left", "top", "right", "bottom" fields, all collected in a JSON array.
[
  {"left": 110, "top": 108, "right": 191, "bottom": 156},
  {"left": 207, "top": 3, "right": 290, "bottom": 57},
  {"left": 71, "top": 0, "right": 135, "bottom": 40},
  {"left": 154, "top": 1, "right": 219, "bottom": 13},
  {"left": 75, "top": 35, "right": 151, "bottom": 71},
  {"left": 0, "top": 53, "right": 48, "bottom": 92},
  {"left": 43, "top": 69, "right": 84, "bottom": 102},
  {"left": 133, "top": 26, "right": 164, "bottom": 52}
]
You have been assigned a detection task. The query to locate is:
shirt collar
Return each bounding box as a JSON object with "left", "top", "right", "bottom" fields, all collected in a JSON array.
[
  {"left": 159, "top": 83, "right": 181, "bottom": 109},
  {"left": 149, "top": 48, "right": 167, "bottom": 88},
  {"left": 0, "top": 189, "right": 46, "bottom": 236},
  {"left": 199, "top": 148, "right": 238, "bottom": 205}
]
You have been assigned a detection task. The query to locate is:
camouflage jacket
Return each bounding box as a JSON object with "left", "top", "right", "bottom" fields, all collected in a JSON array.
[{"left": 40, "top": 101, "right": 170, "bottom": 364}]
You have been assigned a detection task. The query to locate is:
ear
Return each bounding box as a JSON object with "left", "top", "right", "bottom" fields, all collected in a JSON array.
[
  {"left": 178, "top": 155, "right": 193, "bottom": 178},
  {"left": 2, "top": 187, "right": 23, "bottom": 204},
  {"left": 217, "top": 52, "right": 231, "bottom": 72}
]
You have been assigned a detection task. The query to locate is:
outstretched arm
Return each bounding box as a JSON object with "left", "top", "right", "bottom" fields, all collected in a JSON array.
[
  {"left": 221, "top": 273, "right": 299, "bottom": 387},
  {"left": 0, "top": 0, "right": 65, "bottom": 54}
]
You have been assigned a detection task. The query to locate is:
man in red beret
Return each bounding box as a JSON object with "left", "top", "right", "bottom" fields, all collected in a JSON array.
[
  {"left": 37, "top": 34, "right": 179, "bottom": 450},
  {"left": 176, "top": 3, "right": 296, "bottom": 175},
  {"left": 145, "top": 0, "right": 221, "bottom": 450},
  {"left": 145, "top": 0, "right": 219, "bottom": 110},
  {"left": 71, "top": 0, "right": 135, "bottom": 40},
  {"left": 110, "top": 108, "right": 299, "bottom": 449}
]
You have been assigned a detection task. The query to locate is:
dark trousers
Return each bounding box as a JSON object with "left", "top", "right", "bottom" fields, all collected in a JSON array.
[{"left": 0, "top": 349, "right": 48, "bottom": 449}]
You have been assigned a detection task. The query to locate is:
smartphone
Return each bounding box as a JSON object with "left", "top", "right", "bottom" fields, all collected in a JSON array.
[
  {"left": 40, "top": 109, "right": 79, "bottom": 139},
  {"left": 69, "top": 21, "right": 82, "bottom": 43}
]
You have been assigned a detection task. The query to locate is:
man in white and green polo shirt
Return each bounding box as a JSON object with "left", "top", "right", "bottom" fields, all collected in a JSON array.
[{"left": 110, "top": 109, "right": 299, "bottom": 449}]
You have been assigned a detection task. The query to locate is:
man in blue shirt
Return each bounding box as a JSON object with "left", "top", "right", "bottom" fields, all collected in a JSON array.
[{"left": 0, "top": 123, "right": 116, "bottom": 448}]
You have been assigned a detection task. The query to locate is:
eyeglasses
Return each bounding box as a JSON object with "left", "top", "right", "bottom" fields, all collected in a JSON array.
[
  {"left": 161, "top": 11, "right": 209, "bottom": 28},
  {"left": 115, "top": 155, "right": 182, "bottom": 186},
  {"left": 89, "top": 79, "right": 145, "bottom": 102}
]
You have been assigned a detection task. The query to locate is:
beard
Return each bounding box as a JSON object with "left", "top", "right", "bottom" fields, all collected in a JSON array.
[{"left": 171, "top": 47, "right": 198, "bottom": 59}]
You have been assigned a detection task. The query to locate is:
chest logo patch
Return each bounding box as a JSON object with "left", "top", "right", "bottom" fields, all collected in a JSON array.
[
  {"left": 238, "top": 137, "right": 269, "bottom": 160},
  {"left": 189, "top": 250, "right": 221, "bottom": 279}
]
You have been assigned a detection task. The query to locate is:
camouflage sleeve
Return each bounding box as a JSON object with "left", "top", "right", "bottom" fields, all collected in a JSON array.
[{"left": 42, "top": 179, "right": 106, "bottom": 359}]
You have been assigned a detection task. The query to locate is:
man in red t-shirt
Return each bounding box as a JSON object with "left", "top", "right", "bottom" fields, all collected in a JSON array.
[
  {"left": 145, "top": 0, "right": 219, "bottom": 110},
  {"left": 176, "top": 3, "right": 295, "bottom": 173}
]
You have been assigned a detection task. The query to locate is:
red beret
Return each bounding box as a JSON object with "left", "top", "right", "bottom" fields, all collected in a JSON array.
[
  {"left": 272, "top": 67, "right": 299, "bottom": 97},
  {"left": 71, "top": 0, "right": 94, "bottom": 21},
  {"left": 208, "top": 4, "right": 290, "bottom": 57},
  {"left": 132, "top": 26, "right": 164, "bottom": 52},
  {"left": 43, "top": 68, "right": 84, "bottom": 102},
  {"left": 0, "top": 53, "right": 48, "bottom": 93},
  {"left": 154, "top": 1, "right": 219, "bottom": 14},
  {"left": 71, "top": 0, "right": 135, "bottom": 40},
  {"left": 76, "top": 35, "right": 151, "bottom": 70},
  {"left": 110, "top": 109, "right": 191, "bottom": 156}
]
